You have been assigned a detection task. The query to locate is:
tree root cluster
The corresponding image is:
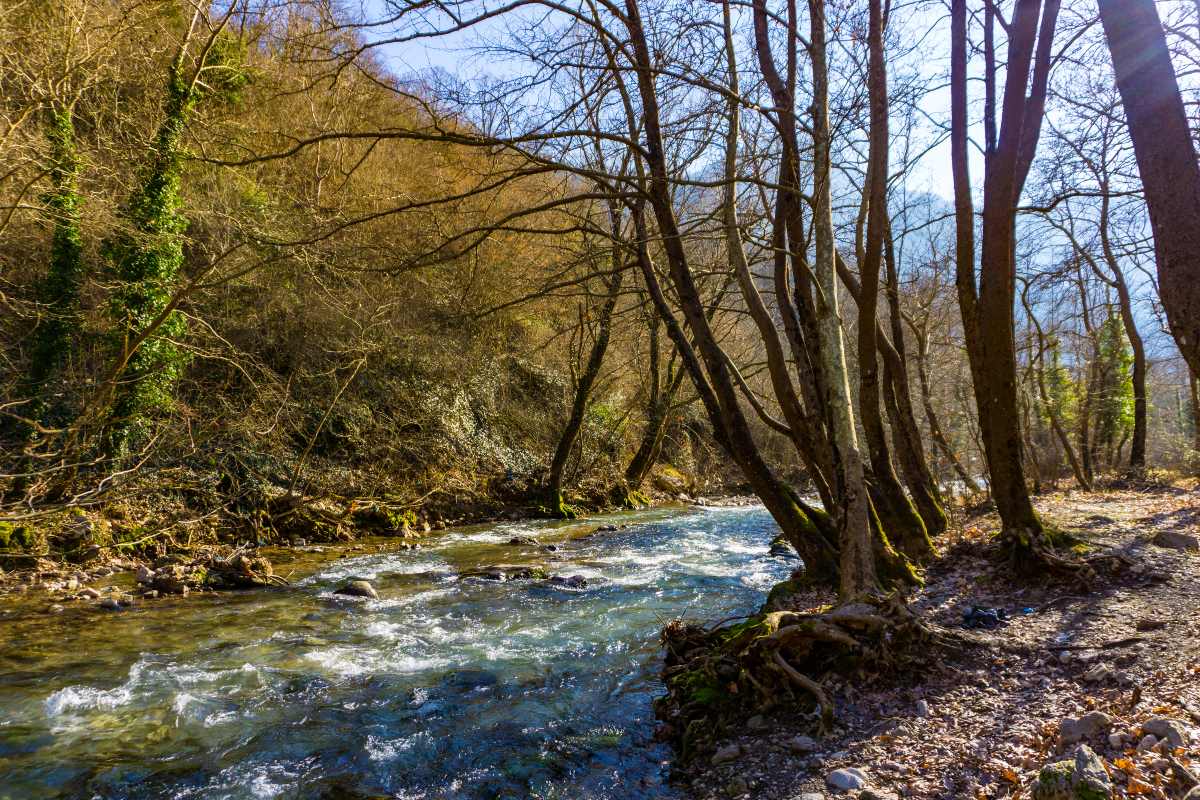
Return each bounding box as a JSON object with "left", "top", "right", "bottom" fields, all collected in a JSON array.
[
  {"left": 1000, "top": 525, "right": 1130, "bottom": 590},
  {"left": 655, "top": 594, "right": 955, "bottom": 761}
]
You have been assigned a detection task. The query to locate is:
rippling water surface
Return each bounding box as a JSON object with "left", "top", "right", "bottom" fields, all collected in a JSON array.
[{"left": 0, "top": 504, "right": 788, "bottom": 800}]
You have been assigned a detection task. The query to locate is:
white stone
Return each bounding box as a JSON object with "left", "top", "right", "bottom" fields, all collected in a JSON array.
[{"left": 826, "top": 767, "right": 868, "bottom": 791}]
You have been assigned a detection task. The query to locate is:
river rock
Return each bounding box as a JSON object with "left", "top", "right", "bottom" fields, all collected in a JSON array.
[
  {"left": 547, "top": 574, "right": 587, "bottom": 589},
  {"left": 788, "top": 735, "right": 818, "bottom": 753},
  {"left": 78, "top": 587, "right": 101, "bottom": 600},
  {"left": 1032, "top": 745, "right": 1111, "bottom": 800},
  {"left": 726, "top": 776, "right": 749, "bottom": 796},
  {"left": 136, "top": 564, "right": 154, "bottom": 584},
  {"left": 1184, "top": 787, "right": 1200, "bottom": 800},
  {"left": 916, "top": 699, "right": 930, "bottom": 717},
  {"left": 152, "top": 564, "right": 191, "bottom": 594},
  {"left": 1152, "top": 530, "right": 1199, "bottom": 551},
  {"left": 98, "top": 596, "right": 124, "bottom": 610},
  {"left": 711, "top": 743, "right": 741, "bottom": 765},
  {"left": 1142, "top": 717, "right": 1189, "bottom": 748},
  {"left": 334, "top": 580, "right": 378, "bottom": 599},
  {"left": 860, "top": 790, "right": 899, "bottom": 800},
  {"left": 508, "top": 536, "right": 537, "bottom": 545},
  {"left": 797, "top": 794, "right": 826, "bottom": 800},
  {"left": 768, "top": 534, "right": 798, "bottom": 559},
  {"left": 1058, "top": 711, "right": 1113, "bottom": 747},
  {"left": 462, "top": 564, "right": 546, "bottom": 582},
  {"left": 826, "top": 767, "right": 868, "bottom": 791}
]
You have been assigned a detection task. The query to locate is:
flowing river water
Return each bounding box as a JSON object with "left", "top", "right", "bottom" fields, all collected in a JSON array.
[{"left": 0, "top": 504, "right": 790, "bottom": 800}]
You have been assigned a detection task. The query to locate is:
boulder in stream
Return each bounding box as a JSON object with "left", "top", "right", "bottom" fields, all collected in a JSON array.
[
  {"left": 546, "top": 574, "right": 587, "bottom": 589},
  {"left": 334, "top": 580, "right": 379, "bottom": 599},
  {"left": 460, "top": 564, "right": 549, "bottom": 582}
]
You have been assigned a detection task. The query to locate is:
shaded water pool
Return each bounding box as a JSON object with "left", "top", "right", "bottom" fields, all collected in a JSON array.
[{"left": 0, "top": 504, "right": 788, "bottom": 799}]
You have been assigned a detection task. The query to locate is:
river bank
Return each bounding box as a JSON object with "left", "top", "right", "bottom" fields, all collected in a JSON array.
[
  {"left": 0, "top": 459, "right": 758, "bottom": 614},
  {"left": 671, "top": 481, "right": 1200, "bottom": 800}
]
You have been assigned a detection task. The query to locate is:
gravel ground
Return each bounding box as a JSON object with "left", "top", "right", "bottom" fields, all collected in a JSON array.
[{"left": 677, "top": 482, "right": 1200, "bottom": 800}]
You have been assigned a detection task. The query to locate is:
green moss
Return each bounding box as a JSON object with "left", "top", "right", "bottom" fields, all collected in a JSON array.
[
  {"left": 668, "top": 667, "right": 723, "bottom": 707},
  {"left": 0, "top": 522, "right": 36, "bottom": 551},
  {"left": 763, "top": 578, "right": 805, "bottom": 611},
  {"left": 871, "top": 503, "right": 923, "bottom": 590},
  {"left": 387, "top": 509, "right": 418, "bottom": 531},
  {"left": 1043, "top": 524, "right": 1083, "bottom": 550},
  {"left": 546, "top": 490, "right": 581, "bottom": 520},
  {"left": 1032, "top": 761, "right": 1073, "bottom": 800}
]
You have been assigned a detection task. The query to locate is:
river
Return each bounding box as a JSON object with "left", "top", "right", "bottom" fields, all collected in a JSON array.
[{"left": 0, "top": 504, "right": 789, "bottom": 800}]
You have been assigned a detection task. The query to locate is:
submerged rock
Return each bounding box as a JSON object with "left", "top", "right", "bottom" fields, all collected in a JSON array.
[
  {"left": 98, "top": 596, "right": 128, "bottom": 611},
  {"left": 334, "top": 580, "right": 378, "bottom": 599},
  {"left": 460, "top": 564, "right": 549, "bottom": 582},
  {"left": 546, "top": 574, "right": 587, "bottom": 589}
]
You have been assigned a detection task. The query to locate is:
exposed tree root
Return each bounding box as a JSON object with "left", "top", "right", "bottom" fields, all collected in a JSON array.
[
  {"left": 998, "top": 524, "right": 1124, "bottom": 589},
  {"left": 655, "top": 594, "right": 957, "bottom": 760}
]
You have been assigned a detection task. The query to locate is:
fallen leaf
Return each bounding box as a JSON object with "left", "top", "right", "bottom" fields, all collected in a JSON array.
[{"left": 1127, "top": 777, "right": 1153, "bottom": 795}]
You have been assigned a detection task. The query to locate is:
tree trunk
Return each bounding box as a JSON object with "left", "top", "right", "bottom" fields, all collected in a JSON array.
[
  {"left": 1190, "top": 367, "right": 1200, "bottom": 461},
  {"left": 628, "top": 198, "right": 840, "bottom": 580},
  {"left": 26, "top": 105, "right": 85, "bottom": 425},
  {"left": 810, "top": 0, "right": 890, "bottom": 600},
  {"left": 952, "top": 0, "right": 1058, "bottom": 548},
  {"left": 856, "top": 0, "right": 933, "bottom": 562},
  {"left": 1098, "top": 0, "right": 1200, "bottom": 378},
  {"left": 910, "top": 321, "right": 980, "bottom": 494},
  {"left": 1091, "top": 187, "right": 1148, "bottom": 472},
  {"left": 620, "top": 1, "right": 843, "bottom": 580},
  {"left": 882, "top": 226, "right": 948, "bottom": 536},
  {"left": 547, "top": 266, "right": 624, "bottom": 517},
  {"left": 620, "top": 315, "right": 678, "bottom": 502},
  {"left": 726, "top": 0, "right": 835, "bottom": 509},
  {"left": 103, "top": 52, "right": 203, "bottom": 457}
]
